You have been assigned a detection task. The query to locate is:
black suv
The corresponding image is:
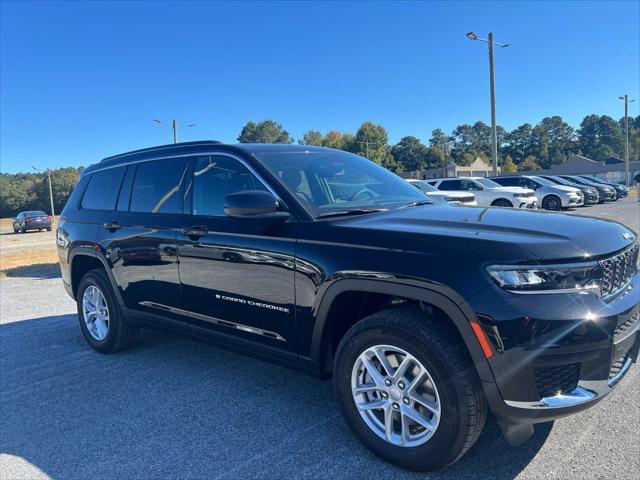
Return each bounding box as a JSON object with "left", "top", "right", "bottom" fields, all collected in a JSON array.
[{"left": 58, "top": 141, "right": 639, "bottom": 471}]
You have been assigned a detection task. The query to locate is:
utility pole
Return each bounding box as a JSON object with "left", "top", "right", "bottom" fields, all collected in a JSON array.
[
  {"left": 488, "top": 33, "right": 498, "bottom": 177},
  {"left": 618, "top": 95, "right": 636, "bottom": 187},
  {"left": 32, "top": 167, "right": 55, "bottom": 217},
  {"left": 467, "top": 32, "right": 509, "bottom": 176},
  {"left": 154, "top": 118, "right": 196, "bottom": 144}
]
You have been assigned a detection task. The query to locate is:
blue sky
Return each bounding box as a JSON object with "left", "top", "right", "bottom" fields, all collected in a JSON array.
[{"left": 1, "top": 0, "right": 639, "bottom": 173}]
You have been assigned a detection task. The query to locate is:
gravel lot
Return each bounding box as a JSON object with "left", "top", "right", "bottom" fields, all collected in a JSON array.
[{"left": 1, "top": 198, "right": 639, "bottom": 479}]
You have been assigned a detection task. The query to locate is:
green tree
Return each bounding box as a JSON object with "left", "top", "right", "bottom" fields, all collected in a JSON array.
[
  {"left": 237, "top": 119, "right": 293, "bottom": 144},
  {"left": 354, "top": 121, "right": 390, "bottom": 167},
  {"left": 30, "top": 167, "right": 81, "bottom": 213},
  {"left": 578, "top": 115, "right": 624, "bottom": 160},
  {"left": 502, "top": 155, "right": 517, "bottom": 173},
  {"left": 504, "top": 123, "right": 534, "bottom": 164},
  {"left": 517, "top": 156, "right": 541, "bottom": 171},
  {"left": 298, "top": 130, "right": 323, "bottom": 146},
  {"left": 391, "top": 136, "right": 428, "bottom": 171},
  {"left": 530, "top": 116, "right": 575, "bottom": 169}
]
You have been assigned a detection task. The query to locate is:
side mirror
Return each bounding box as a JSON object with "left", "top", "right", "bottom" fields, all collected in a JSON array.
[{"left": 224, "top": 190, "right": 289, "bottom": 220}]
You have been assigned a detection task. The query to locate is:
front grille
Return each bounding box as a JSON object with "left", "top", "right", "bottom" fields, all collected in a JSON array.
[
  {"left": 534, "top": 363, "right": 580, "bottom": 398},
  {"left": 459, "top": 196, "right": 475, "bottom": 204},
  {"left": 609, "top": 353, "right": 629, "bottom": 380},
  {"left": 600, "top": 242, "right": 639, "bottom": 297},
  {"left": 614, "top": 312, "right": 639, "bottom": 341}
]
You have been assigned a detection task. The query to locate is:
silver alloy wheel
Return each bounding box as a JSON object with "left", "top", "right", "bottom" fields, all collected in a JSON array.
[
  {"left": 351, "top": 344, "right": 441, "bottom": 447},
  {"left": 82, "top": 285, "right": 110, "bottom": 341}
]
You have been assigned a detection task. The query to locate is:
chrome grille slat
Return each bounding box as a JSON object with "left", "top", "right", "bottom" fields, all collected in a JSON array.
[{"left": 600, "top": 242, "right": 639, "bottom": 297}]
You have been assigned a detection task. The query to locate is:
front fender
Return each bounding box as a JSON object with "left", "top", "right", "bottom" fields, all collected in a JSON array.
[{"left": 309, "top": 275, "right": 495, "bottom": 384}]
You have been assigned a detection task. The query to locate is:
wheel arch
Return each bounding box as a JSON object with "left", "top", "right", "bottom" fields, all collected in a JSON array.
[
  {"left": 69, "top": 248, "right": 125, "bottom": 306},
  {"left": 310, "top": 278, "right": 494, "bottom": 383},
  {"left": 491, "top": 197, "right": 513, "bottom": 207}
]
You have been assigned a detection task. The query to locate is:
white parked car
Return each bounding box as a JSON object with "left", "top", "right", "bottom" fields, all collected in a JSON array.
[
  {"left": 490, "top": 175, "right": 584, "bottom": 210},
  {"left": 407, "top": 179, "right": 477, "bottom": 206},
  {"left": 427, "top": 177, "right": 537, "bottom": 208}
]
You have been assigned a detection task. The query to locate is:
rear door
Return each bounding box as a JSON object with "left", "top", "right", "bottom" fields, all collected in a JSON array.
[
  {"left": 96, "top": 158, "right": 189, "bottom": 331},
  {"left": 176, "top": 153, "right": 297, "bottom": 351}
]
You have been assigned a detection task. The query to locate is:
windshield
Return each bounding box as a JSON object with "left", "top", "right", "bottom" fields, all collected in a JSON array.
[
  {"left": 546, "top": 176, "right": 570, "bottom": 186},
  {"left": 530, "top": 176, "right": 555, "bottom": 187},
  {"left": 475, "top": 178, "right": 502, "bottom": 189},
  {"left": 254, "top": 149, "right": 429, "bottom": 216}
]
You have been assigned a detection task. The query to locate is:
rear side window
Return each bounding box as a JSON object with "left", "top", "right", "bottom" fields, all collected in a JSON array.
[
  {"left": 81, "top": 167, "right": 126, "bottom": 211},
  {"left": 130, "top": 158, "right": 188, "bottom": 213},
  {"left": 495, "top": 177, "right": 518, "bottom": 187},
  {"left": 439, "top": 180, "right": 462, "bottom": 190}
]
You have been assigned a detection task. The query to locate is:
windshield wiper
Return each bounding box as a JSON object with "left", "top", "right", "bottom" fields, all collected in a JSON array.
[
  {"left": 397, "top": 200, "right": 432, "bottom": 209},
  {"left": 317, "top": 208, "right": 387, "bottom": 219}
]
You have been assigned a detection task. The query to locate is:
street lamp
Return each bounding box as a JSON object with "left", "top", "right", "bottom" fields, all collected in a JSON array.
[
  {"left": 618, "top": 95, "right": 636, "bottom": 187},
  {"left": 32, "top": 167, "right": 55, "bottom": 217},
  {"left": 467, "top": 31, "right": 509, "bottom": 176},
  {"left": 153, "top": 118, "right": 196, "bottom": 144}
]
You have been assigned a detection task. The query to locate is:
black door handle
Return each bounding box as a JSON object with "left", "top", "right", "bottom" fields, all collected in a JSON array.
[
  {"left": 182, "top": 226, "right": 208, "bottom": 237},
  {"left": 103, "top": 221, "right": 121, "bottom": 230}
]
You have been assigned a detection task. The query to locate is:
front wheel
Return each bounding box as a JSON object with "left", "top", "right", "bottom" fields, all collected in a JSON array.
[
  {"left": 542, "top": 195, "right": 562, "bottom": 211},
  {"left": 333, "top": 309, "right": 487, "bottom": 471},
  {"left": 491, "top": 198, "right": 513, "bottom": 208}
]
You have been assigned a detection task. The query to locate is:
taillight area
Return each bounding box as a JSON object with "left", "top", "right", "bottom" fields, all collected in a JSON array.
[
  {"left": 24, "top": 217, "right": 31, "bottom": 222},
  {"left": 48, "top": 216, "right": 52, "bottom": 222}
]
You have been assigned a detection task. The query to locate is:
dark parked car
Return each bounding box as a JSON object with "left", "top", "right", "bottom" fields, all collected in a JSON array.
[
  {"left": 557, "top": 175, "right": 617, "bottom": 202},
  {"left": 12, "top": 210, "right": 52, "bottom": 233},
  {"left": 578, "top": 175, "right": 628, "bottom": 198},
  {"left": 57, "top": 141, "right": 639, "bottom": 471},
  {"left": 538, "top": 175, "right": 600, "bottom": 204}
]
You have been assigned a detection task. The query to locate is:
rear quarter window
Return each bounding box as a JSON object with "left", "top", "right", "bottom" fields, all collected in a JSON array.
[{"left": 81, "top": 167, "right": 126, "bottom": 211}]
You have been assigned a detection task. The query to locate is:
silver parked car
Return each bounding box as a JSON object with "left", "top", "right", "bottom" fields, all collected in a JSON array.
[{"left": 490, "top": 175, "right": 584, "bottom": 210}]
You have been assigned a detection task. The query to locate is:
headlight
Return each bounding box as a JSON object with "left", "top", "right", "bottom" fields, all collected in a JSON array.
[
  {"left": 588, "top": 188, "right": 597, "bottom": 194},
  {"left": 513, "top": 193, "right": 530, "bottom": 198},
  {"left": 487, "top": 263, "right": 601, "bottom": 295}
]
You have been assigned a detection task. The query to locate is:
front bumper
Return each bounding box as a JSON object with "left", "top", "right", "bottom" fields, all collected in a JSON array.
[
  {"left": 472, "top": 269, "right": 639, "bottom": 426},
  {"left": 517, "top": 198, "right": 537, "bottom": 209},
  {"left": 584, "top": 193, "right": 600, "bottom": 204},
  {"left": 562, "top": 195, "right": 584, "bottom": 207}
]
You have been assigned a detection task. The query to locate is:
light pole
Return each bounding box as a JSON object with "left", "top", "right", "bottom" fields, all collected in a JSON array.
[
  {"left": 153, "top": 118, "right": 196, "bottom": 144},
  {"left": 32, "top": 167, "right": 55, "bottom": 217},
  {"left": 618, "top": 95, "right": 635, "bottom": 187},
  {"left": 466, "top": 31, "right": 509, "bottom": 176}
]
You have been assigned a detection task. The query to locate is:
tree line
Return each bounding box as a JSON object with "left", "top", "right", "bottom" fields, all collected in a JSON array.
[
  {"left": 1, "top": 113, "right": 637, "bottom": 217},
  {"left": 238, "top": 114, "right": 640, "bottom": 174},
  {"left": 0, "top": 168, "right": 81, "bottom": 217}
]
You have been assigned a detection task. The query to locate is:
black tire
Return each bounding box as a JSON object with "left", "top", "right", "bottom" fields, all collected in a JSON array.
[
  {"left": 333, "top": 309, "right": 487, "bottom": 471},
  {"left": 47, "top": 227, "right": 52, "bottom": 231},
  {"left": 491, "top": 198, "right": 513, "bottom": 207},
  {"left": 76, "top": 268, "right": 135, "bottom": 353},
  {"left": 13, "top": 227, "right": 18, "bottom": 234},
  {"left": 542, "top": 195, "right": 562, "bottom": 211},
  {"left": 21, "top": 227, "right": 26, "bottom": 233}
]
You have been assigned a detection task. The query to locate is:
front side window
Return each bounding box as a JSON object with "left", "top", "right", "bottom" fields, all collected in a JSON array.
[
  {"left": 81, "top": 166, "right": 126, "bottom": 211},
  {"left": 191, "top": 155, "right": 268, "bottom": 216},
  {"left": 129, "top": 158, "right": 188, "bottom": 213},
  {"left": 460, "top": 180, "right": 482, "bottom": 191},
  {"left": 255, "top": 150, "right": 426, "bottom": 216}
]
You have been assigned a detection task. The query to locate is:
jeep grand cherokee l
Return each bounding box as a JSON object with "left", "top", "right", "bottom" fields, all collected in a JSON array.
[{"left": 57, "top": 141, "right": 639, "bottom": 471}]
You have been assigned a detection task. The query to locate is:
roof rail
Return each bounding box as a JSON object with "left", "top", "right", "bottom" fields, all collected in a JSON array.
[{"left": 100, "top": 140, "right": 223, "bottom": 163}]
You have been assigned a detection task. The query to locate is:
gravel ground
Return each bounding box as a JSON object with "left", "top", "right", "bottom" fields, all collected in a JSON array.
[{"left": 1, "top": 198, "right": 639, "bottom": 480}]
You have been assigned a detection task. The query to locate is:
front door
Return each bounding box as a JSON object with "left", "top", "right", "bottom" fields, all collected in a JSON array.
[{"left": 176, "top": 153, "right": 297, "bottom": 351}]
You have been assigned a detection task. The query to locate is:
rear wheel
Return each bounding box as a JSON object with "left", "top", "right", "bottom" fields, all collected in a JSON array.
[
  {"left": 491, "top": 198, "right": 513, "bottom": 207},
  {"left": 21, "top": 227, "right": 26, "bottom": 233},
  {"left": 334, "top": 309, "right": 487, "bottom": 471},
  {"left": 542, "top": 195, "right": 562, "bottom": 211},
  {"left": 47, "top": 227, "right": 52, "bottom": 231},
  {"left": 76, "top": 268, "right": 135, "bottom": 353}
]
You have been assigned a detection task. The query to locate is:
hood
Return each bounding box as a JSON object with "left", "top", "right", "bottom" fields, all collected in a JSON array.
[
  {"left": 429, "top": 191, "right": 473, "bottom": 198},
  {"left": 554, "top": 185, "right": 580, "bottom": 193},
  {"left": 334, "top": 204, "right": 636, "bottom": 263},
  {"left": 490, "top": 186, "right": 534, "bottom": 194}
]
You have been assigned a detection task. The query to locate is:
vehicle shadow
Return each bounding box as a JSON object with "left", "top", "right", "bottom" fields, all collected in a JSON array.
[
  {"left": 0, "top": 315, "right": 550, "bottom": 479},
  {"left": 0, "top": 263, "right": 60, "bottom": 279}
]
